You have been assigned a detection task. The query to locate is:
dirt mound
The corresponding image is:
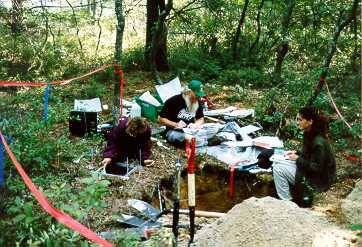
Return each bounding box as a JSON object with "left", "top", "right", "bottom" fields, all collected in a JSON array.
[{"left": 191, "top": 196, "right": 359, "bottom": 247}]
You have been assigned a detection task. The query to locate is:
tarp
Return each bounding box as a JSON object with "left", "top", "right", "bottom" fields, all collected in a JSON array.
[{"left": 128, "top": 199, "right": 160, "bottom": 220}]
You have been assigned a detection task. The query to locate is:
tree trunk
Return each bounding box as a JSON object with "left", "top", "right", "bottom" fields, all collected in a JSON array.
[
  {"left": 250, "top": 0, "right": 265, "bottom": 53},
  {"left": 114, "top": 0, "right": 125, "bottom": 124},
  {"left": 273, "top": 0, "right": 295, "bottom": 81},
  {"left": 307, "top": 0, "right": 359, "bottom": 106},
  {"left": 231, "top": 0, "right": 249, "bottom": 60},
  {"left": 10, "top": 0, "right": 23, "bottom": 33},
  {"left": 91, "top": 0, "right": 96, "bottom": 19},
  {"left": 145, "top": 0, "right": 172, "bottom": 83},
  {"left": 145, "top": 0, "right": 158, "bottom": 68},
  {"left": 350, "top": 16, "right": 360, "bottom": 72}
]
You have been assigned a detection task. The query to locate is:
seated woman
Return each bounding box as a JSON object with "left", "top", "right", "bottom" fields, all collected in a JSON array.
[
  {"left": 101, "top": 117, "right": 154, "bottom": 170},
  {"left": 273, "top": 107, "right": 336, "bottom": 205}
]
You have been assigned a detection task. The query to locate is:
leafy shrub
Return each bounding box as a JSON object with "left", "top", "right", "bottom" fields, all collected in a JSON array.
[
  {"left": 218, "top": 67, "right": 267, "bottom": 87},
  {"left": 123, "top": 45, "right": 147, "bottom": 71}
]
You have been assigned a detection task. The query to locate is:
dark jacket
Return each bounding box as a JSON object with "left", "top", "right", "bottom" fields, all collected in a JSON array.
[
  {"left": 103, "top": 117, "right": 151, "bottom": 162},
  {"left": 295, "top": 134, "right": 336, "bottom": 193}
]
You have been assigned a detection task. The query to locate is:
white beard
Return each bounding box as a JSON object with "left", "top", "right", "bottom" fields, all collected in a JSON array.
[{"left": 182, "top": 94, "right": 199, "bottom": 113}]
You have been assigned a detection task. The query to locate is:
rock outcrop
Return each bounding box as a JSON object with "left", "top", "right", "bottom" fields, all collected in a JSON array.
[{"left": 341, "top": 180, "right": 362, "bottom": 225}]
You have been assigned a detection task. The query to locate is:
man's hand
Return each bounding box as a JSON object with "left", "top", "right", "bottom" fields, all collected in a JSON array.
[
  {"left": 101, "top": 158, "right": 112, "bottom": 167},
  {"left": 176, "top": 120, "right": 187, "bottom": 129},
  {"left": 187, "top": 122, "right": 201, "bottom": 129},
  {"left": 144, "top": 159, "right": 155, "bottom": 166}
]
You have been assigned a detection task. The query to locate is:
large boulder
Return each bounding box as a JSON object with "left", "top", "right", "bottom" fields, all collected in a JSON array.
[
  {"left": 192, "top": 196, "right": 358, "bottom": 247},
  {"left": 341, "top": 180, "right": 362, "bottom": 225}
]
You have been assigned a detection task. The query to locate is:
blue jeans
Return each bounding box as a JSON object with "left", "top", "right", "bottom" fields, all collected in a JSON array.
[{"left": 165, "top": 129, "right": 185, "bottom": 147}]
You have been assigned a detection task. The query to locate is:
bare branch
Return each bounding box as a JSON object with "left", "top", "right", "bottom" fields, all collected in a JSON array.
[
  {"left": 95, "top": 0, "right": 104, "bottom": 55},
  {"left": 65, "top": 0, "right": 84, "bottom": 54}
]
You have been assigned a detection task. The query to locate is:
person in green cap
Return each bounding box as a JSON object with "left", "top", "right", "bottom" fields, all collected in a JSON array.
[{"left": 158, "top": 80, "right": 206, "bottom": 147}]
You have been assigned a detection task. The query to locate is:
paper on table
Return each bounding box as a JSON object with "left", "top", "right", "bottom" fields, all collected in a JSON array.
[
  {"left": 239, "top": 124, "right": 262, "bottom": 135},
  {"left": 74, "top": 98, "right": 102, "bottom": 112},
  {"left": 252, "top": 136, "right": 284, "bottom": 148},
  {"left": 139, "top": 91, "right": 161, "bottom": 107},
  {"left": 155, "top": 77, "right": 182, "bottom": 103},
  {"left": 204, "top": 106, "right": 237, "bottom": 117},
  {"left": 224, "top": 109, "right": 255, "bottom": 118}
]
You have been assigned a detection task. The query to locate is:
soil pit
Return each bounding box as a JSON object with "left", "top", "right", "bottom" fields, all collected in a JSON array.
[{"left": 154, "top": 165, "right": 276, "bottom": 213}]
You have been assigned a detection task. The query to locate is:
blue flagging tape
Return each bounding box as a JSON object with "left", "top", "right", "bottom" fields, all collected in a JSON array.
[
  {"left": 0, "top": 140, "right": 4, "bottom": 187},
  {"left": 0, "top": 135, "right": 12, "bottom": 187},
  {"left": 43, "top": 84, "right": 52, "bottom": 121}
]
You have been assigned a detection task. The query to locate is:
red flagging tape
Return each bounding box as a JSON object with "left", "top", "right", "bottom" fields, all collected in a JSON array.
[
  {"left": 185, "top": 138, "right": 196, "bottom": 174},
  {"left": 119, "top": 69, "right": 124, "bottom": 117},
  {"left": 0, "top": 132, "right": 113, "bottom": 247},
  {"left": 228, "top": 164, "right": 235, "bottom": 198},
  {"left": 0, "top": 64, "right": 113, "bottom": 87},
  {"left": 228, "top": 160, "right": 244, "bottom": 198},
  {"left": 0, "top": 81, "right": 49, "bottom": 86}
]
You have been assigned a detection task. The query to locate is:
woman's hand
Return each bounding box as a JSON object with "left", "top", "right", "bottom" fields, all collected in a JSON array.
[
  {"left": 284, "top": 150, "right": 297, "bottom": 156},
  {"left": 101, "top": 158, "right": 112, "bottom": 167},
  {"left": 287, "top": 153, "right": 299, "bottom": 161},
  {"left": 144, "top": 159, "right": 155, "bottom": 166}
]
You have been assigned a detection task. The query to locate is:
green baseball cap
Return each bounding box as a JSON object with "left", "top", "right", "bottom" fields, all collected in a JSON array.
[{"left": 188, "top": 80, "right": 206, "bottom": 97}]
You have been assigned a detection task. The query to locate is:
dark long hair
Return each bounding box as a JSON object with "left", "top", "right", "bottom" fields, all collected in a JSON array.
[{"left": 299, "top": 107, "right": 329, "bottom": 140}]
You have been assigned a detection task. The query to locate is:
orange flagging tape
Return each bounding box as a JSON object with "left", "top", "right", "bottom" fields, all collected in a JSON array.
[
  {"left": 0, "top": 64, "right": 113, "bottom": 87},
  {"left": 324, "top": 81, "right": 352, "bottom": 129},
  {"left": 0, "top": 131, "right": 113, "bottom": 247}
]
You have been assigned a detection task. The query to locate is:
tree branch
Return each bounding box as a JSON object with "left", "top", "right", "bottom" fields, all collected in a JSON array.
[
  {"left": 65, "top": 0, "right": 84, "bottom": 54},
  {"left": 307, "top": 0, "right": 359, "bottom": 106}
]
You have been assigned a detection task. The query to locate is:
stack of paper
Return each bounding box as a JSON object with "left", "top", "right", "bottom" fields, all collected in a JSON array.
[
  {"left": 155, "top": 77, "right": 182, "bottom": 103},
  {"left": 139, "top": 91, "right": 161, "bottom": 107}
]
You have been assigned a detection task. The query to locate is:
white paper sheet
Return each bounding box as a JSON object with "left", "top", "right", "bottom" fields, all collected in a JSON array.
[
  {"left": 74, "top": 98, "right": 102, "bottom": 112},
  {"left": 239, "top": 124, "right": 262, "bottom": 135},
  {"left": 204, "top": 106, "right": 237, "bottom": 117},
  {"left": 155, "top": 77, "right": 182, "bottom": 103},
  {"left": 121, "top": 99, "right": 134, "bottom": 108},
  {"left": 224, "top": 109, "right": 255, "bottom": 118},
  {"left": 139, "top": 91, "right": 161, "bottom": 107},
  {"left": 252, "top": 136, "right": 284, "bottom": 148}
]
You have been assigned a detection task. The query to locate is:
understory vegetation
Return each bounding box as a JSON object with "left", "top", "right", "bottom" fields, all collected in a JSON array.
[{"left": 0, "top": 0, "right": 360, "bottom": 245}]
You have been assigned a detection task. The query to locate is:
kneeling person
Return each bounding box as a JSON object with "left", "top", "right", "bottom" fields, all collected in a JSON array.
[{"left": 101, "top": 117, "right": 154, "bottom": 169}]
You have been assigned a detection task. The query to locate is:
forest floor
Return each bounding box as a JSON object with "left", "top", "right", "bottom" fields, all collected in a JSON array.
[{"left": 1, "top": 71, "right": 361, "bottom": 245}]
